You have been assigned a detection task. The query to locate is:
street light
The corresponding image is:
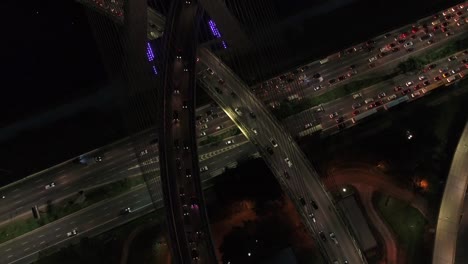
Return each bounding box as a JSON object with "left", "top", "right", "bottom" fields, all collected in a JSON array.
[{"left": 342, "top": 188, "right": 347, "bottom": 192}]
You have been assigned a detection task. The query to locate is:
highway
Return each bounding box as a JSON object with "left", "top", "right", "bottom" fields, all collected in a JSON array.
[
  {"left": 197, "top": 47, "right": 365, "bottom": 263},
  {"left": 159, "top": 0, "right": 217, "bottom": 262},
  {"left": 251, "top": 2, "right": 468, "bottom": 105},
  {"left": 0, "top": 133, "right": 256, "bottom": 264},
  {"left": 433, "top": 121, "right": 468, "bottom": 264}
]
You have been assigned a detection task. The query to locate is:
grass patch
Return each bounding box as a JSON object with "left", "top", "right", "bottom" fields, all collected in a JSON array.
[
  {"left": 272, "top": 72, "right": 398, "bottom": 119},
  {"left": 0, "top": 177, "right": 144, "bottom": 244},
  {"left": 199, "top": 128, "right": 241, "bottom": 146},
  {"left": 34, "top": 209, "right": 165, "bottom": 264},
  {"left": 374, "top": 193, "right": 427, "bottom": 264},
  {"left": 398, "top": 36, "right": 468, "bottom": 73}
]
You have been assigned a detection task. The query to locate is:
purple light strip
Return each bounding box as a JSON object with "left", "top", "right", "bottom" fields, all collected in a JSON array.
[
  {"left": 152, "top": 66, "right": 158, "bottom": 75},
  {"left": 208, "top": 20, "right": 227, "bottom": 49},
  {"left": 146, "top": 42, "right": 155, "bottom": 62}
]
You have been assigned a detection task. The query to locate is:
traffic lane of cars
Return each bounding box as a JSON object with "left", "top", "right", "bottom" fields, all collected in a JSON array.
[{"left": 258, "top": 7, "right": 468, "bottom": 103}]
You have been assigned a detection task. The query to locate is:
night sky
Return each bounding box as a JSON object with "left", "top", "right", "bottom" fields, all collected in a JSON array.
[{"left": 2, "top": 0, "right": 106, "bottom": 127}]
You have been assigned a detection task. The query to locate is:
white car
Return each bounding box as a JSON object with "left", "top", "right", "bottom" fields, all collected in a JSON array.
[
  {"left": 251, "top": 128, "right": 258, "bottom": 135},
  {"left": 121, "top": 207, "right": 132, "bottom": 215},
  {"left": 270, "top": 138, "right": 278, "bottom": 148},
  {"left": 405, "top": 81, "right": 413, "bottom": 87},
  {"left": 206, "top": 68, "right": 214, "bottom": 75},
  {"left": 387, "top": 94, "right": 397, "bottom": 101},
  {"left": 67, "top": 229, "right": 78, "bottom": 237},
  {"left": 200, "top": 131, "right": 206, "bottom": 136},
  {"left": 201, "top": 124, "right": 208, "bottom": 130},
  {"left": 329, "top": 112, "right": 339, "bottom": 119},
  {"left": 200, "top": 166, "right": 208, "bottom": 172},
  {"left": 304, "top": 123, "right": 313, "bottom": 129},
  {"left": 313, "top": 86, "right": 321, "bottom": 91},
  {"left": 368, "top": 56, "right": 377, "bottom": 63},
  {"left": 284, "top": 158, "right": 293, "bottom": 168},
  {"left": 329, "top": 232, "right": 339, "bottom": 245},
  {"left": 45, "top": 183, "right": 55, "bottom": 190},
  {"left": 418, "top": 75, "right": 426, "bottom": 81},
  {"left": 411, "top": 91, "right": 421, "bottom": 98},
  {"left": 404, "top": 41, "right": 413, "bottom": 48},
  {"left": 352, "top": 93, "right": 362, "bottom": 99},
  {"left": 225, "top": 140, "right": 235, "bottom": 145},
  {"left": 234, "top": 108, "right": 243, "bottom": 116}
]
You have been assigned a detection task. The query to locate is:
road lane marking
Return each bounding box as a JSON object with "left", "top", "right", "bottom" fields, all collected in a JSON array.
[
  {"left": 56, "top": 234, "right": 61, "bottom": 238},
  {"left": 8, "top": 255, "right": 13, "bottom": 258},
  {"left": 14, "top": 200, "right": 23, "bottom": 204},
  {"left": 105, "top": 213, "right": 110, "bottom": 217},
  {"left": 39, "top": 235, "right": 45, "bottom": 238},
  {"left": 21, "top": 241, "right": 28, "bottom": 245},
  {"left": 12, "top": 189, "right": 20, "bottom": 192},
  {"left": 6, "top": 248, "right": 11, "bottom": 251},
  {"left": 55, "top": 228, "right": 61, "bottom": 231},
  {"left": 70, "top": 221, "right": 75, "bottom": 224},
  {"left": 24, "top": 248, "right": 29, "bottom": 251},
  {"left": 34, "top": 179, "right": 42, "bottom": 183},
  {"left": 40, "top": 241, "right": 45, "bottom": 245}
]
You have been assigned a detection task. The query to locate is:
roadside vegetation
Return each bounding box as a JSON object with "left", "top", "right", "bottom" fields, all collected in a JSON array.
[
  {"left": 272, "top": 36, "right": 468, "bottom": 120},
  {"left": 199, "top": 128, "right": 241, "bottom": 146},
  {"left": 398, "top": 36, "right": 468, "bottom": 73},
  {"left": 374, "top": 193, "right": 427, "bottom": 264},
  {"left": 0, "top": 176, "right": 144, "bottom": 244},
  {"left": 34, "top": 210, "right": 165, "bottom": 264}
]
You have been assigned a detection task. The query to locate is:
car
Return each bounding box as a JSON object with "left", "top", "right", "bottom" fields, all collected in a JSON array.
[
  {"left": 45, "top": 183, "right": 55, "bottom": 189},
  {"left": 337, "top": 123, "right": 346, "bottom": 130},
  {"left": 352, "top": 102, "right": 362, "bottom": 109},
  {"left": 427, "top": 39, "right": 435, "bottom": 45},
  {"left": 183, "top": 141, "right": 189, "bottom": 150},
  {"left": 338, "top": 75, "right": 346, "bottom": 81},
  {"left": 200, "top": 166, "right": 208, "bottom": 172},
  {"left": 304, "top": 123, "right": 313, "bottom": 129},
  {"left": 434, "top": 76, "right": 442, "bottom": 81},
  {"left": 270, "top": 138, "right": 278, "bottom": 148},
  {"left": 328, "top": 79, "right": 336, "bottom": 84},
  {"left": 402, "top": 88, "right": 411, "bottom": 95},
  {"left": 95, "top": 156, "right": 102, "bottom": 162},
  {"left": 191, "top": 248, "right": 199, "bottom": 260},
  {"left": 234, "top": 108, "right": 243, "bottom": 116},
  {"left": 311, "top": 200, "right": 319, "bottom": 209},
  {"left": 266, "top": 147, "right": 274, "bottom": 155},
  {"left": 446, "top": 32, "right": 454, "bottom": 37},
  {"left": 414, "top": 84, "right": 422, "bottom": 90},
  {"left": 352, "top": 110, "right": 360, "bottom": 116},
  {"left": 182, "top": 101, "right": 188, "bottom": 109},
  {"left": 249, "top": 112, "right": 256, "bottom": 119},
  {"left": 121, "top": 207, "right": 132, "bottom": 215},
  {"left": 251, "top": 128, "right": 258, "bottom": 135},
  {"left": 173, "top": 111, "right": 179, "bottom": 122},
  {"left": 67, "top": 229, "right": 78, "bottom": 237},
  {"left": 423, "top": 80, "right": 430, "bottom": 86},
  {"left": 387, "top": 94, "right": 397, "bottom": 101},
  {"left": 352, "top": 93, "right": 362, "bottom": 99},
  {"left": 392, "top": 47, "right": 400, "bottom": 52},
  {"left": 394, "top": 85, "right": 403, "bottom": 92},
  {"left": 448, "top": 56, "right": 457, "bottom": 61},
  {"left": 173, "top": 88, "right": 180, "bottom": 94},
  {"left": 335, "top": 116, "right": 344, "bottom": 123},
  {"left": 378, "top": 92, "right": 386, "bottom": 98},
  {"left": 403, "top": 41, "right": 413, "bottom": 48},
  {"left": 185, "top": 169, "right": 192, "bottom": 178},
  {"left": 405, "top": 81, "right": 413, "bottom": 87},
  {"left": 299, "top": 197, "right": 306, "bottom": 206},
  {"left": 218, "top": 79, "right": 225, "bottom": 85},
  {"left": 329, "top": 112, "right": 339, "bottom": 119},
  {"left": 439, "top": 67, "right": 449, "bottom": 73},
  {"left": 319, "top": 231, "right": 327, "bottom": 242},
  {"left": 329, "top": 232, "right": 339, "bottom": 245},
  {"left": 411, "top": 91, "right": 421, "bottom": 98},
  {"left": 442, "top": 72, "right": 450, "bottom": 78},
  {"left": 308, "top": 212, "right": 316, "bottom": 222},
  {"left": 313, "top": 85, "right": 321, "bottom": 91},
  {"left": 216, "top": 125, "right": 224, "bottom": 131},
  {"left": 406, "top": 47, "right": 414, "bottom": 52},
  {"left": 173, "top": 139, "right": 180, "bottom": 150},
  {"left": 368, "top": 56, "right": 377, "bottom": 63},
  {"left": 225, "top": 140, "right": 235, "bottom": 145},
  {"left": 201, "top": 124, "right": 208, "bottom": 130},
  {"left": 284, "top": 171, "right": 290, "bottom": 179},
  {"left": 284, "top": 158, "right": 293, "bottom": 167},
  {"left": 418, "top": 75, "right": 426, "bottom": 81},
  {"left": 206, "top": 68, "right": 214, "bottom": 75}
]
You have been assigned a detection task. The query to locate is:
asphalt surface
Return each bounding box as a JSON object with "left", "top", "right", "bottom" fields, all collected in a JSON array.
[
  {"left": 197, "top": 47, "right": 365, "bottom": 263},
  {"left": 433, "top": 121, "right": 468, "bottom": 264}
]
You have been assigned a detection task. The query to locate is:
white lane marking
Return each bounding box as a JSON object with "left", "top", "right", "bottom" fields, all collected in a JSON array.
[
  {"left": 55, "top": 228, "right": 61, "bottom": 231},
  {"left": 34, "top": 179, "right": 42, "bottom": 183},
  {"left": 70, "top": 221, "right": 75, "bottom": 225},
  {"left": 56, "top": 234, "right": 61, "bottom": 238},
  {"left": 14, "top": 200, "right": 23, "bottom": 204},
  {"left": 40, "top": 241, "right": 45, "bottom": 245},
  {"left": 8, "top": 255, "right": 13, "bottom": 258},
  {"left": 136, "top": 200, "right": 142, "bottom": 203},
  {"left": 105, "top": 213, "right": 110, "bottom": 217},
  {"left": 12, "top": 189, "right": 20, "bottom": 192},
  {"left": 5, "top": 248, "right": 11, "bottom": 252},
  {"left": 39, "top": 235, "right": 45, "bottom": 238},
  {"left": 24, "top": 248, "right": 30, "bottom": 251},
  {"left": 21, "top": 241, "right": 28, "bottom": 245}
]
